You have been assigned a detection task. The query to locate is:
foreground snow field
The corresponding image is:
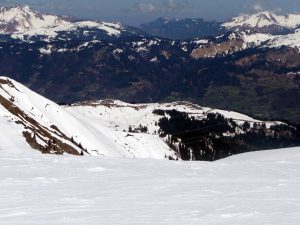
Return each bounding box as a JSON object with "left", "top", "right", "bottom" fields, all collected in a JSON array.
[{"left": 1, "top": 148, "right": 300, "bottom": 225}]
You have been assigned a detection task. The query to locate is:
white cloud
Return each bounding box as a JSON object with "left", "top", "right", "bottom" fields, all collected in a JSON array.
[
  {"left": 164, "top": 0, "right": 178, "bottom": 10},
  {"left": 134, "top": 0, "right": 190, "bottom": 14},
  {"left": 163, "top": 0, "right": 188, "bottom": 11},
  {"left": 252, "top": 3, "right": 263, "bottom": 12},
  {"left": 136, "top": 3, "right": 156, "bottom": 13}
]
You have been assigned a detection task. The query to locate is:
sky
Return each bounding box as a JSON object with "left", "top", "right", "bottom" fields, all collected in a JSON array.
[{"left": 0, "top": 0, "right": 300, "bottom": 26}]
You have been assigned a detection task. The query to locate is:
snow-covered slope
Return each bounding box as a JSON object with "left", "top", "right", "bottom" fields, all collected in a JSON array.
[
  {"left": 1, "top": 147, "right": 300, "bottom": 224},
  {"left": 223, "top": 11, "right": 300, "bottom": 31},
  {"left": 11, "top": 19, "right": 124, "bottom": 41},
  {"left": 0, "top": 77, "right": 173, "bottom": 158},
  {"left": 67, "top": 99, "right": 274, "bottom": 135},
  {"left": 236, "top": 29, "right": 300, "bottom": 51},
  {"left": 0, "top": 5, "right": 127, "bottom": 41},
  {"left": 1, "top": 77, "right": 286, "bottom": 158},
  {"left": 0, "top": 5, "right": 68, "bottom": 34},
  {"left": 267, "top": 29, "right": 300, "bottom": 50},
  {"left": 0, "top": 76, "right": 92, "bottom": 155}
]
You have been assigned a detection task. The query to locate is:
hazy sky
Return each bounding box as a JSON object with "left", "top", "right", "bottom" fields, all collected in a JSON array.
[{"left": 1, "top": 0, "right": 300, "bottom": 25}]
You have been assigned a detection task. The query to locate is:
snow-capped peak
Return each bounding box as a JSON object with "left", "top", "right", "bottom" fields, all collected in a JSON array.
[
  {"left": 222, "top": 11, "right": 300, "bottom": 30},
  {"left": 0, "top": 5, "right": 68, "bottom": 34},
  {"left": 0, "top": 4, "right": 126, "bottom": 41}
]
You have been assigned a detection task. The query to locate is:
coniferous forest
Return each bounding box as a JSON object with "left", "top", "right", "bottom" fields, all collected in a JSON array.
[{"left": 154, "top": 110, "right": 300, "bottom": 161}]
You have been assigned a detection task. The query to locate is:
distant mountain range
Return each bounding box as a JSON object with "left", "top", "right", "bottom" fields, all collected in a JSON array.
[
  {"left": 140, "top": 17, "right": 225, "bottom": 39},
  {"left": 2, "top": 5, "right": 300, "bottom": 41},
  {"left": 141, "top": 11, "right": 300, "bottom": 39},
  {"left": 0, "top": 5, "right": 299, "bottom": 124},
  {"left": 1, "top": 5, "right": 300, "bottom": 41}
]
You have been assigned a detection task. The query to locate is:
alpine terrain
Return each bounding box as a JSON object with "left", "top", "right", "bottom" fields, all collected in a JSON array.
[
  {"left": 0, "top": 5, "right": 143, "bottom": 42},
  {"left": 141, "top": 11, "right": 300, "bottom": 39},
  {"left": 0, "top": 6, "right": 299, "bottom": 122},
  {"left": 222, "top": 11, "right": 300, "bottom": 34},
  {"left": 1, "top": 3, "right": 300, "bottom": 225},
  {"left": 0, "top": 76, "right": 299, "bottom": 160}
]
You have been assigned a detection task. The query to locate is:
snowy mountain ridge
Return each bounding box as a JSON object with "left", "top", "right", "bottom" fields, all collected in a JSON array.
[
  {"left": 227, "top": 29, "right": 300, "bottom": 51},
  {"left": 268, "top": 29, "right": 300, "bottom": 49},
  {"left": 1, "top": 5, "right": 300, "bottom": 52},
  {"left": 0, "top": 5, "right": 128, "bottom": 41},
  {"left": 0, "top": 5, "right": 68, "bottom": 34},
  {"left": 222, "top": 11, "right": 300, "bottom": 32},
  {"left": 1, "top": 76, "right": 295, "bottom": 159},
  {"left": 0, "top": 76, "right": 175, "bottom": 158}
]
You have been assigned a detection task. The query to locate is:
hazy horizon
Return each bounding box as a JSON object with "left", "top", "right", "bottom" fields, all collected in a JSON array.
[{"left": 0, "top": 0, "right": 299, "bottom": 26}]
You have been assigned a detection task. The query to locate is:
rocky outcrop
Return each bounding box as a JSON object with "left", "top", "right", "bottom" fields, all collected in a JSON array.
[
  {"left": 0, "top": 78, "right": 84, "bottom": 155},
  {"left": 191, "top": 39, "right": 244, "bottom": 59}
]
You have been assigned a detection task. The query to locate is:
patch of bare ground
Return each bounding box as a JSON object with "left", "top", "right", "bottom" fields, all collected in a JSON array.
[{"left": 191, "top": 39, "right": 244, "bottom": 59}]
